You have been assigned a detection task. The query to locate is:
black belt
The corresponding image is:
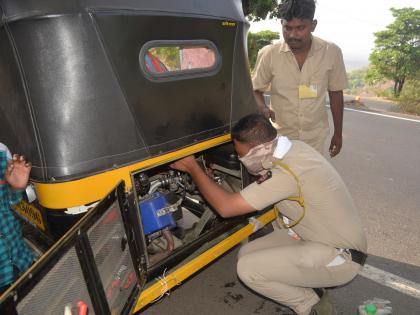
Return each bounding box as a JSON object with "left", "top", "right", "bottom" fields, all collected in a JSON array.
[{"left": 348, "top": 249, "right": 367, "bottom": 266}]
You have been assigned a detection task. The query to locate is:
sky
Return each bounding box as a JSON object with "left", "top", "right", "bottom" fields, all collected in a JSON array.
[{"left": 249, "top": 0, "right": 420, "bottom": 70}]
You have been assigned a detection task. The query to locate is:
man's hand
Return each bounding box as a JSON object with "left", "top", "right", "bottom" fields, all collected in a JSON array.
[
  {"left": 170, "top": 155, "right": 198, "bottom": 174},
  {"left": 329, "top": 133, "right": 342, "bottom": 157},
  {"left": 260, "top": 106, "right": 276, "bottom": 122},
  {"left": 254, "top": 90, "right": 276, "bottom": 122},
  {"left": 5, "top": 154, "right": 32, "bottom": 190}
]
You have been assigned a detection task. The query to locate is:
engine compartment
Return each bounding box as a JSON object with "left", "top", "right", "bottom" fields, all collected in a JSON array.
[{"left": 132, "top": 144, "right": 244, "bottom": 270}]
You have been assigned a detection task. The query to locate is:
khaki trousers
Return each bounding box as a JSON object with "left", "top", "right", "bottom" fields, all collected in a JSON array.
[{"left": 237, "top": 228, "right": 361, "bottom": 315}]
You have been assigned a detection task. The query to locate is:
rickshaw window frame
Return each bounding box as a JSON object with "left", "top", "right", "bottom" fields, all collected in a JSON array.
[{"left": 139, "top": 39, "right": 222, "bottom": 82}]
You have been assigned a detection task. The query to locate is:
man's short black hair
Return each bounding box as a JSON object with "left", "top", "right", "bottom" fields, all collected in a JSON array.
[
  {"left": 232, "top": 114, "right": 277, "bottom": 146},
  {"left": 279, "top": 0, "right": 316, "bottom": 21}
]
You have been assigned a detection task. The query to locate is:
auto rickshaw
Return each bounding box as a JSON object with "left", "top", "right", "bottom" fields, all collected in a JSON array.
[{"left": 0, "top": 0, "right": 277, "bottom": 313}]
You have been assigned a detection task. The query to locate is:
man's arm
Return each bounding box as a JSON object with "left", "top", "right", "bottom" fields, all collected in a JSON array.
[
  {"left": 171, "top": 156, "right": 255, "bottom": 218},
  {"left": 252, "top": 45, "right": 276, "bottom": 121},
  {"left": 327, "top": 45, "right": 348, "bottom": 157},
  {"left": 328, "top": 90, "right": 344, "bottom": 157},
  {"left": 254, "top": 90, "right": 276, "bottom": 121}
]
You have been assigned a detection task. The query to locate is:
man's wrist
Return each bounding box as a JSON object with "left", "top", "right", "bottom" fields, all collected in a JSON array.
[
  {"left": 187, "top": 160, "right": 202, "bottom": 175},
  {"left": 258, "top": 106, "right": 269, "bottom": 115}
]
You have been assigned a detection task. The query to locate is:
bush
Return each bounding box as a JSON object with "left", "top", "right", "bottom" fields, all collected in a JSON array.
[
  {"left": 373, "top": 87, "right": 394, "bottom": 99},
  {"left": 346, "top": 68, "right": 368, "bottom": 95},
  {"left": 398, "top": 80, "right": 420, "bottom": 115}
]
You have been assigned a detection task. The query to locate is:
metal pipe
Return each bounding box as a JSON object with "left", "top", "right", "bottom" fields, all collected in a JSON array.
[
  {"left": 148, "top": 229, "right": 175, "bottom": 265},
  {"left": 148, "top": 180, "right": 163, "bottom": 194}
]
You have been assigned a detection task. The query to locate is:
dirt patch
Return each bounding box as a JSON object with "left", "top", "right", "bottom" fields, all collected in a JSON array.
[
  {"left": 223, "top": 291, "right": 244, "bottom": 307},
  {"left": 253, "top": 300, "right": 266, "bottom": 313},
  {"left": 223, "top": 281, "right": 236, "bottom": 288},
  {"left": 227, "top": 291, "right": 244, "bottom": 302}
]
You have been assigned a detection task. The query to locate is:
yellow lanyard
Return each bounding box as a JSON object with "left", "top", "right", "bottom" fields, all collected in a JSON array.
[{"left": 273, "top": 160, "right": 306, "bottom": 229}]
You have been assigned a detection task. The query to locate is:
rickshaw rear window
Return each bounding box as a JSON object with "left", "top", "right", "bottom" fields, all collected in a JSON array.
[{"left": 139, "top": 40, "right": 221, "bottom": 81}]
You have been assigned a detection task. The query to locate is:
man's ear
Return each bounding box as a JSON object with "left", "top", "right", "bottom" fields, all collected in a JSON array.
[{"left": 311, "top": 19, "right": 317, "bottom": 32}]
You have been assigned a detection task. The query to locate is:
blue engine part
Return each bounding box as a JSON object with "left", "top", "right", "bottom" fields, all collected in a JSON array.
[{"left": 139, "top": 192, "right": 176, "bottom": 235}]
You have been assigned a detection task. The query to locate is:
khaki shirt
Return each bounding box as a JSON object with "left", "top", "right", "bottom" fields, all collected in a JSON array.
[
  {"left": 252, "top": 36, "right": 348, "bottom": 151},
  {"left": 240, "top": 140, "right": 367, "bottom": 253}
]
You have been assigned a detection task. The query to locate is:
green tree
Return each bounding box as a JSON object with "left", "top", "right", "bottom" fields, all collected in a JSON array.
[
  {"left": 346, "top": 68, "right": 368, "bottom": 95},
  {"left": 398, "top": 79, "right": 420, "bottom": 115},
  {"left": 242, "top": 0, "right": 280, "bottom": 21},
  {"left": 248, "top": 30, "right": 280, "bottom": 70},
  {"left": 366, "top": 8, "right": 420, "bottom": 97}
]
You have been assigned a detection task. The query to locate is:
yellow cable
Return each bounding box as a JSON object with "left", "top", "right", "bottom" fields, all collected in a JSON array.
[{"left": 272, "top": 160, "right": 306, "bottom": 229}]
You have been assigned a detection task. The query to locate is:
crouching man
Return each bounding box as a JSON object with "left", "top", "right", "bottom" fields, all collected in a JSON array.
[{"left": 171, "top": 114, "right": 367, "bottom": 315}]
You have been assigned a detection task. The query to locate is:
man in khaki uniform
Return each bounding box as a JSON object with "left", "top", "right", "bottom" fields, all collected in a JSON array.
[
  {"left": 171, "top": 114, "right": 367, "bottom": 315},
  {"left": 253, "top": 0, "right": 348, "bottom": 156}
]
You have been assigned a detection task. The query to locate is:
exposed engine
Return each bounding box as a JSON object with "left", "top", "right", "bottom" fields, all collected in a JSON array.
[{"left": 132, "top": 157, "right": 242, "bottom": 266}]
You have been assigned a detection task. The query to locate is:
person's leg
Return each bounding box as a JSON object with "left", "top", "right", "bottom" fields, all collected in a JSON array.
[
  {"left": 0, "top": 267, "right": 20, "bottom": 314},
  {"left": 237, "top": 240, "right": 361, "bottom": 315}
]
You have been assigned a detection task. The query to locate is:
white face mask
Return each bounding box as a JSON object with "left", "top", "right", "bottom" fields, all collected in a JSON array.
[{"left": 238, "top": 137, "right": 278, "bottom": 175}]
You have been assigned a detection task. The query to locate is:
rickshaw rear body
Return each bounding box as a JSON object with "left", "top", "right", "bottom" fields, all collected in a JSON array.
[{"left": 0, "top": 1, "right": 275, "bottom": 314}]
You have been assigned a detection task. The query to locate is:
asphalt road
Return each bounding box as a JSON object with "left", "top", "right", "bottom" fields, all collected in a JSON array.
[{"left": 141, "top": 108, "right": 420, "bottom": 315}]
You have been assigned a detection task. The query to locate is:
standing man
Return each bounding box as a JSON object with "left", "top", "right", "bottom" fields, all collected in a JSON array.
[
  {"left": 252, "top": 0, "right": 348, "bottom": 156},
  {"left": 0, "top": 143, "right": 34, "bottom": 295},
  {"left": 171, "top": 114, "right": 367, "bottom": 315}
]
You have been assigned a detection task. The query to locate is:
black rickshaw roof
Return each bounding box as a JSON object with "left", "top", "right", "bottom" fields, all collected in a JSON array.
[
  {"left": 0, "top": 0, "right": 256, "bottom": 182},
  {"left": 0, "top": 0, "right": 245, "bottom": 22}
]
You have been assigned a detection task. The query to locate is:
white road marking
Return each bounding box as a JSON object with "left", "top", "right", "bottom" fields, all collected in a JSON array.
[
  {"left": 359, "top": 264, "right": 420, "bottom": 300},
  {"left": 344, "top": 107, "right": 420, "bottom": 123}
]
